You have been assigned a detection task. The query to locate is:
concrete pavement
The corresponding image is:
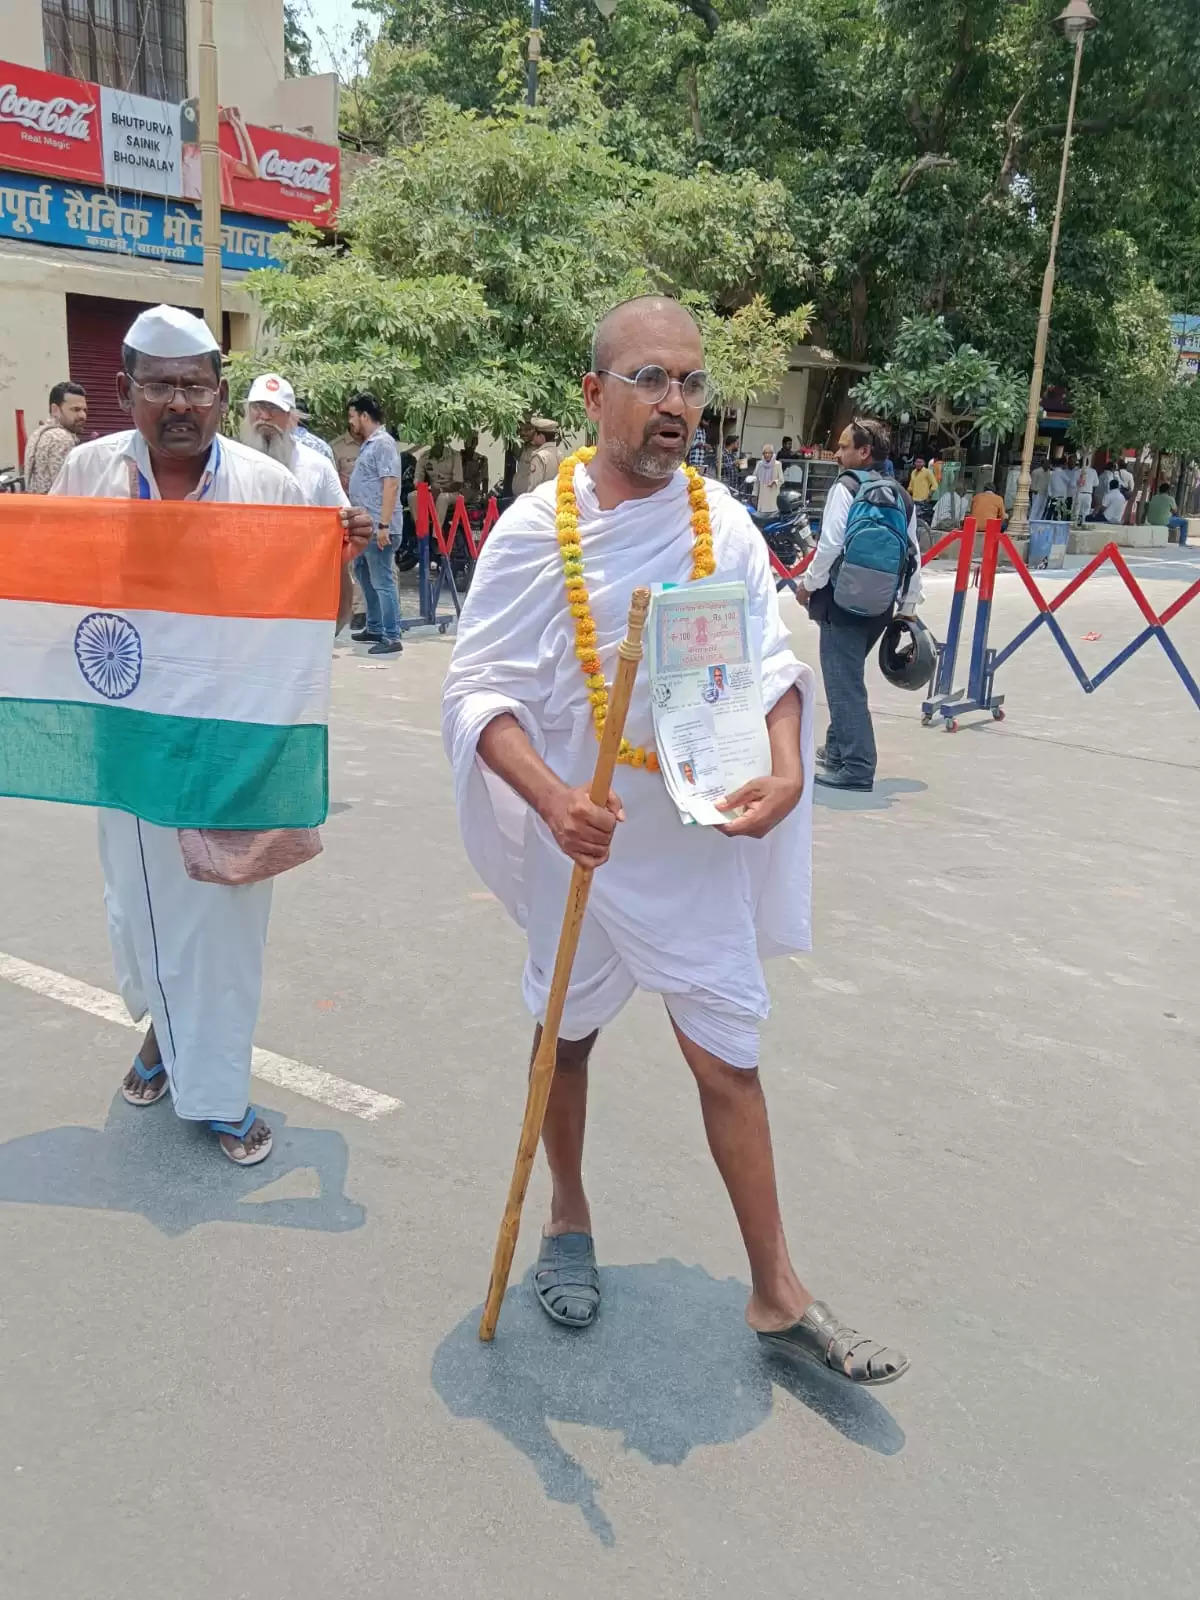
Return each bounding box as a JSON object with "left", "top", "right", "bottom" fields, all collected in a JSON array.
[{"left": 1, "top": 564, "right": 1198, "bottom": 1598}]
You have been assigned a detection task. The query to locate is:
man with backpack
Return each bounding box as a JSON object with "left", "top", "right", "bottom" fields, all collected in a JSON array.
[{"left": 798, "top": 418, "right": 923, "bottom": 792}]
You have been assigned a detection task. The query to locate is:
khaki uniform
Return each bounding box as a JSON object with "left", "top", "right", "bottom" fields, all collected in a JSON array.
[
  {"left": 332, "top": 431, "right": 361, "bottom": 492},
  {"left": 408, "top": 446, "right": 463, "bottom": 526},
  {"left": 461, "top": 449, "right": 490, "bottom": 505},
  {"left": 514, "top": 441, "right": 560, "bottom": 496}
]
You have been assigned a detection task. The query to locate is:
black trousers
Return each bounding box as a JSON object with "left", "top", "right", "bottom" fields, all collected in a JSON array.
[{"left": 817, "top": 606, "right": 890, "bottom": 783}]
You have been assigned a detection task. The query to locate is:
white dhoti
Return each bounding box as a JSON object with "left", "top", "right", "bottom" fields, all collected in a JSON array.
[
  {"left": 1030, "top": 491, "right": 1048, "bottom": 522},
  {"left": 443, "top": 466, "right": 814, "bottom": 1071},
  {"left": 98, "top": 811, "right": 273, "bottom": 1121}
]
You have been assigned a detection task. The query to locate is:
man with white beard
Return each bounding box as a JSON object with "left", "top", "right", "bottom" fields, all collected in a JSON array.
[{"left": 242, "top": 373, "right": 349, "bottom": 512}]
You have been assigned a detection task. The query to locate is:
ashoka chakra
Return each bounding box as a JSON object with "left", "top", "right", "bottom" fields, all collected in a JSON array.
[{"left": 74, "top": 612, "right": 143, "bottom": 701}]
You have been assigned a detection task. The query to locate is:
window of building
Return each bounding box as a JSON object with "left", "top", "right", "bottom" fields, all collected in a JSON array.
[{"left": 43, "top": 1, "right": 189, "bottom": 104}]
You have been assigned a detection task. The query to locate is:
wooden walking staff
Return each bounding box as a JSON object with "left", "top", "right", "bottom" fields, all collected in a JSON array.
[{"left": 478, "top": 586, "right": 651, "bottom": 1341}]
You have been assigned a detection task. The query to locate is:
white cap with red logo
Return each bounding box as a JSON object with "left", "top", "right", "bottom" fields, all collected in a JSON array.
[{"left": 246, "top": 373, "right": 296, "bottom": 412}]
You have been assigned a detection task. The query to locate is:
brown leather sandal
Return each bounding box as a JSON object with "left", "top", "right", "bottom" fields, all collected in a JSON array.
[{"left": 757, "top": 1299, "right": 910, "bottom": 1385}]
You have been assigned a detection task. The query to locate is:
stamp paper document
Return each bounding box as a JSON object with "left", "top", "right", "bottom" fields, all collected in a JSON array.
[{"left": 647, "top": 581, "right": 771, "bottom": 826}]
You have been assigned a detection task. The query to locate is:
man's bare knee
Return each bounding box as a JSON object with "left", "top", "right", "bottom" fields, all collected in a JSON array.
[{"left": 531, "top": 1025, "right": 598, "bottom": 1071}]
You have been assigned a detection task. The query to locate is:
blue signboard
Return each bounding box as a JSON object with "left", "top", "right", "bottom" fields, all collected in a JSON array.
[{"left": 0, "top": 170, "right": 288, "bottom": 273}]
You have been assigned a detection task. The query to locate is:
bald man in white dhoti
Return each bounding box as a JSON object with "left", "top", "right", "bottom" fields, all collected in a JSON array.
[{"left": 443, "top": 297, "right": 909, "bottom": 1385}]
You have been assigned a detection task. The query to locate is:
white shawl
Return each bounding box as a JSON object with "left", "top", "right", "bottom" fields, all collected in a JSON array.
[{"left": 441, "top": 464, "right": 815, "bottom": 979}]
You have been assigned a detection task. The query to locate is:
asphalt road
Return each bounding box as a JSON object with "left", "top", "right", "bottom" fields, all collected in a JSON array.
[{"left": 2, "top": 566, "right": 1198, "bottom": 1599}]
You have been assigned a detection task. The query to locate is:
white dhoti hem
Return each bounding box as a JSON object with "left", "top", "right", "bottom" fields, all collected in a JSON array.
[{"left": 97, "top": 811, "right": 273, "bottom": 1122}]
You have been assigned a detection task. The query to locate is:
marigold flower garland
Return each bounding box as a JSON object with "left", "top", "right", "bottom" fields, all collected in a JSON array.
[{"left": 557, "top": 445, "right": 716, "bottom": 774}]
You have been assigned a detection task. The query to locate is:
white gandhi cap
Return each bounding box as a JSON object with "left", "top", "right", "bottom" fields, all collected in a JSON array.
[
  {"left": 246, "top": 373, "right": 296, "bottom": 412},
  {"left": 124, "top": 303, "right": 220, "bottom": 358}
]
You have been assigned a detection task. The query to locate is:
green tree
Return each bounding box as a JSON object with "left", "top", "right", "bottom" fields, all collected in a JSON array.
[
  {"left": 283, "top": 3, "right": 314, "bottom": 78},
  {"left": 849, "top": 315, "right": 1028, "bottom": 450},
  {"left": 240, "top": 107, "right": 812, "bottom": 436},
  {"left": 1070, "top": 284, "right": 1200, "bottom": 474}
]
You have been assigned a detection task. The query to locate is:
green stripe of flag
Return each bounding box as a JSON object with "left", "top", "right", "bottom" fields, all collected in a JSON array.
[{"left": 0, "top": 699, "right": 327, "bottom": 829}]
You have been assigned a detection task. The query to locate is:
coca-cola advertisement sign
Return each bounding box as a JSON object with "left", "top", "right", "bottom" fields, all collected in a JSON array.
[
  {"left": 0, "top": 62, "right": 103, "bottom": 183},
  {"left": 221, "top": 123, "right": 340, "bottom": 224},
  {"left": 0, "top": 59, "right": 340, "bottom": 225}
]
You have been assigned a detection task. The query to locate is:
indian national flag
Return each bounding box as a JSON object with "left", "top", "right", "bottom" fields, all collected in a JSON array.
[{"left": 0, "top": 496, "right": 343, "bottom": 828}]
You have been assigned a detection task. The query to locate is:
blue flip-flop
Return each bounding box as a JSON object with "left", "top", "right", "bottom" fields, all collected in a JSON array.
[
  {"left": 209, "top": 1108, "right": 273, "bottom": 1167},
  {"left": 121, "top": 1056, "right": 169, "bottom": 1107}
]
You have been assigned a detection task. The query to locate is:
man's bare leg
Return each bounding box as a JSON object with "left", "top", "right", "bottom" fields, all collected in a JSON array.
[
  {"left": 532, "top": 1025, "right": 598, "bottom": 1237},
  {"left": 670, "top": 1018, "right": 813, "bottom": 1333},
  {"left": 121, "top": 1022, "right": 164, "bottom": 1104}
]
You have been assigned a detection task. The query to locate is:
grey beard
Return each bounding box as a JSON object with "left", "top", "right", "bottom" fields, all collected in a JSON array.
[
  {"left": 240, "top": 417, "right": 295, "bottom": 467},
  {"left": 607, "top": 432, "right": 687, "bottom": 482}
]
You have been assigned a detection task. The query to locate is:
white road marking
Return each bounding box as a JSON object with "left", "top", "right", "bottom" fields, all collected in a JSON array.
[{"left": 0, "top": 951, "right": 401, "bottom": 1122}]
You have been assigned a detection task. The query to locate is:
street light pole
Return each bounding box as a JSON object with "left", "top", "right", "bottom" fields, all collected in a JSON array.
[
  {"left": 1008, "top": 0, "right": 1099, "bottom": 540},
  {"left": 526, "top": 0, "right": 543, "bottom": 108},
  {"left": 197, "top": 0, "right": 223, "bottom": 339}
]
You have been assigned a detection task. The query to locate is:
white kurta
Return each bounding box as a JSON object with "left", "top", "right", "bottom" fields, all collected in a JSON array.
[
  {"left": 51, "top": 430, "right": 304, "bottom": 1121},
  {"left": 442, "top": 464, "right": 815, "bottom": 1068}
]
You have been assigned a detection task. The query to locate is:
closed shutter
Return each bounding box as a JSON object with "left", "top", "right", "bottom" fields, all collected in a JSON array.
[
  {"left": 66, "top": 295, "right": 150, "bottom": 439},
  {"left": 65, "top": 295, "right": 232, "bottom": 441}
]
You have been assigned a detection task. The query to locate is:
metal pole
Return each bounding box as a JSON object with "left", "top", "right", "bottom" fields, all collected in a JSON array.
[
  {"left": 526, "top": 0, "right": 543, "bottom": 108},
  {"left": 1008, "top": 30, "right": 1087, "bottom": 541},
  {"left": 198, "top": 0, "right": 223, "bottom": 338}
]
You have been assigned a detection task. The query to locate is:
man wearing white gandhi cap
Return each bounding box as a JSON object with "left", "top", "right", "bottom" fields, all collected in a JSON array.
[
  {"left": 49, "top": 304, "right": 371, "bottom": 1166},
  {"left": 443, "top": 296, "right": 909, "bottom": 1383}
]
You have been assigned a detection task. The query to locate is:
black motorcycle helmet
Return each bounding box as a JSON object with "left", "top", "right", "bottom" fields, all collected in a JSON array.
[
  {"left": 777, "top": 487, "right": 804, "bottom": 516},
  {"left": 878, "top": 614, "right": 936, "bottom": 690}
]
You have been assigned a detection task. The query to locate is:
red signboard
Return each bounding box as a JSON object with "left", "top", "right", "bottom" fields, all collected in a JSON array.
[
  {"left": 0, "top": 59, "right": 339, "bottom": 227},
  {"left": 0, "top": 61, "right": 103, "bottom": 184},
  {"left": 221, "top": 121, "right": 339, "bottom": 226}
]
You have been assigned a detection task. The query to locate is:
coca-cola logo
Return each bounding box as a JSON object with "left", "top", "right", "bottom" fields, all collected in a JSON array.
[
  {"left": 0, "top": 84, "right": 94, "bottom": 141},
  {"left": 258, "top": 147, "right": 335, "bottom": 197}
]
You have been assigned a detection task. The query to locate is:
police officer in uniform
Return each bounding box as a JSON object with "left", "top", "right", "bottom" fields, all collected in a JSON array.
[{"left": 513, "top": 417, "right": 561, "bottom": 496}]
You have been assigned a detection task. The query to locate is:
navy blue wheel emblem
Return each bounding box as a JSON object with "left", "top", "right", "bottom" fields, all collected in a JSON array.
[{"left": 74, "top": 612, "right": 142, "bottom": 700}]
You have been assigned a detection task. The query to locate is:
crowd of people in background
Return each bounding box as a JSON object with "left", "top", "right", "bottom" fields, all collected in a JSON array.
[{"left": 19, "top": 374, "right": 1195, "bottom": 578}]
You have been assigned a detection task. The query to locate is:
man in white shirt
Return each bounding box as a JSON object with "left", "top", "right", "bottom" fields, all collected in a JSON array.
[
  {"left": 1074, "top": 457, "right": 1100, "bottom": 524},
  {"left": 1047, "top": 456, "right": 1074, "bottom": 519},
  {"left": 50, "top": 306, "right": 370, "bottom": 1168},
  {"left": 241, "top": 372, "right": 349, "bottom": 510},
  {"left": 1029, "top": 456, "right": 1050, "bottom": 521},
  {"left": 1089, "top": 476, "right": 1128, "bottom": 524},
  {"left": 798, "top": 418, "right": 923, "bottom": 793}
]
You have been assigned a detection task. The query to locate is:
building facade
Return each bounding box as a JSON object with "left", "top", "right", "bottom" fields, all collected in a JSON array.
[{"left": 0, "top": 0, "right": 340, "bottom": 465}]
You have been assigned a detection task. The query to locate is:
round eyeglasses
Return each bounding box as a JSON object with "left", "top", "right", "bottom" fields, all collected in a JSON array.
[
  {"left": 130, "top": 378, "right": 220, "bottom": 409},
  {"left": 596, "top": 365, "right": 711, "bottom": 408}
]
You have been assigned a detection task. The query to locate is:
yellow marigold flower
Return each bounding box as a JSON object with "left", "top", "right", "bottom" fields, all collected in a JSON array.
[
  {"left": 585, "top": 672, "right": 606, "bottom": 690},
  {"left": 630, "top": 747, "right": 646, "bottom": 769}
]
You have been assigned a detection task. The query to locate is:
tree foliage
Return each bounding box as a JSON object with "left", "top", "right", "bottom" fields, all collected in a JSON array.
[
  {"left": 283, "top": 3, "right": 314, "bottom": 79},
  {"left": 266, "top": 0, "right": 1200, "bottom": 451},
  {"left": 1070, "top": 285, "right": 1200, "bottom": 459},
  {"left": 244, "top": 108, "right": 812, "bottom": 436},
  {"left": 849, "top": 316, "right": 1028, "bottom": 449}
]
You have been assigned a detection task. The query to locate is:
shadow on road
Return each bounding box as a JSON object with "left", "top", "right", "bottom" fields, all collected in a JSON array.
[
  {"left": 0, "top": 1094, "right": 366, "bottom": 1237},
  {"left": 815, "top": 776, "right": 927, "bottom": 812},
  {"left": 432, "top": 1258, "right": 905, "bottom": 1546}
]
